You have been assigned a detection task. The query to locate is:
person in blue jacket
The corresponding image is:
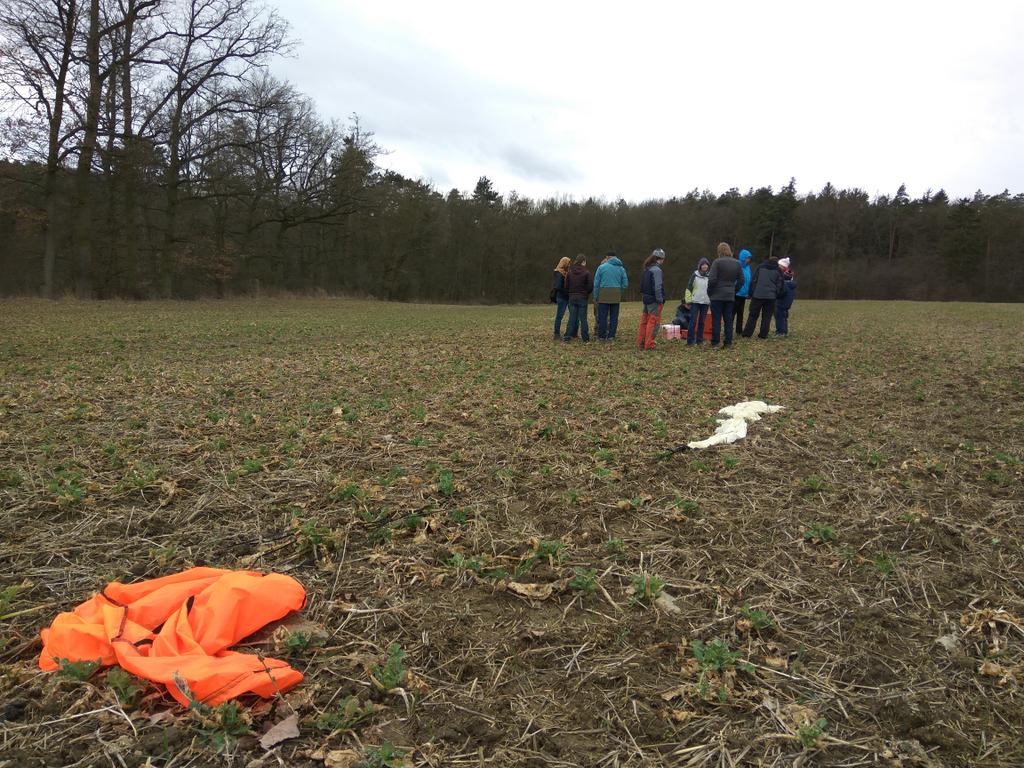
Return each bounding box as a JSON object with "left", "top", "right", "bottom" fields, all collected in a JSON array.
[
  {"left": 734, "top": 249, "right": 753, "bottom": 336},
  {"left": 775, "top": 257, "right": 797, "bottom": 336},
  {"left": 592, "top": 250, "right": 628, "bottom": 341}
]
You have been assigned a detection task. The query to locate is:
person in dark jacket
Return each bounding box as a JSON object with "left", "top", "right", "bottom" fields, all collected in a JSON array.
[
  {"left": 635, "top": 248, "right": 666, "bottom": 350},
  {"left": 734, "top": 249, "right": 753, "bottom": 335},
  {"left": 672, "top": 301, "right": 691, "bottom": 328},
  {"left": 706, "top": 242, "right": 743, "bottom": 348},
  {"left": 551, "top": 256, "right": 570, "bottom": 339},
  {"left": 742, "top": 256, "right": 784, "bottom": 339},
  {"left": 562, "top": 254, "right": 593, "bottom": 342},
  {"left": 774, "top": 257, "right": 797, "bottom": 336}
]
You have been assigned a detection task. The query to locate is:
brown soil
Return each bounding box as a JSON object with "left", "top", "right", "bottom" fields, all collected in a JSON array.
[{"left": 1, "top": 298, "right": 1022, "bottom": 767}]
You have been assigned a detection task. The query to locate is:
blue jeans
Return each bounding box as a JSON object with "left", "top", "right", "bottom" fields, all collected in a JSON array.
[
  {"left": 564, "top": 298, "right": 590, "bottom": 341},
  {"left": 687, "top": 303, "right": 708, "bottom": 345},
  {"left": 775, "top": 303, "right": 791, "bottom": 335},
  {"left": 710, "top": 300, "right": 735, "bottom": 346},
  {"left": 596, "top": 303, "right": 620, "bottom": 339},
  {"left": 553, "top": 297, "right": 568, "bottom": 337}
]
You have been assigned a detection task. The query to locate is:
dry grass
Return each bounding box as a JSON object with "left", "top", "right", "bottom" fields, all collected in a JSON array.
[{"left": 1, "top": 298, "right": 1023, "bottom": 767}]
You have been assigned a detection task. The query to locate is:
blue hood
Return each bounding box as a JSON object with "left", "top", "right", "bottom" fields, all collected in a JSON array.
[
  {"left": 739, "top": 249, "right": 752, "bottom": 264},
  {"left": 608, "top": 256, "right": 623, "bottom": 268}
]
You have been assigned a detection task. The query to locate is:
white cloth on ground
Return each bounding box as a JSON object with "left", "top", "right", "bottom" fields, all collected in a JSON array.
[{"left": 687, "top": 400, "right": 783, "bottom": 450}]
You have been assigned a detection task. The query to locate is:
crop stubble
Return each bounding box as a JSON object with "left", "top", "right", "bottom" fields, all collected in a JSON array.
[{"left": 0, "top": 298, "right": 1022, "bottom": 767}]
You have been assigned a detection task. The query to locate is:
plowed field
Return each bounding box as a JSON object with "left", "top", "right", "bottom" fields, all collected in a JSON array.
[{"left": 1, "top": 299, "right": 1022, "bottom": 767}]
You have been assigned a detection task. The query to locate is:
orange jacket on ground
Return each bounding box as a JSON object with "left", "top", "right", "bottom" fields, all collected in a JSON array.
[{"left": 39, "top": 567, "right": 306, "bottom": 707}]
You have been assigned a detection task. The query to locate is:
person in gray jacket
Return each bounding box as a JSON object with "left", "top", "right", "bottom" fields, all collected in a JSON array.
[
  {"left": 742, "top": 256, "right": 784, "bottom": 339},
  {"left": 706, "top": 242, "right": 743, "bottom": 348}
]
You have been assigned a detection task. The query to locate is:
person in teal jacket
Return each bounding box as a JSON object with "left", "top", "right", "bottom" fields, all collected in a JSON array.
[
  {"left": 734, "top": 249, "right": 753, "bottom": 336},
  {"left": 593, "top": 250, "right": 628, "bottom": 341}
]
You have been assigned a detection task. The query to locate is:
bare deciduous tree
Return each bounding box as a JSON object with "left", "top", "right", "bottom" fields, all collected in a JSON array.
[
  {"left": 140, "top": 0, "right": 291, "bottom": 295},
  {"left": 0, "top": 0, "right": 82, "bottom": 297}
]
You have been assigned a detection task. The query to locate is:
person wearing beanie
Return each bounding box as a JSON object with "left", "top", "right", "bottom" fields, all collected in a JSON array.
[
  {"left": 636, "top": 248, "right": 666, "bottom": 350},
  {"left": 563, "top": 254, "right": 593, "bottom": 342},
  {"left": 706, "top": 242, "right": 743, "bottom": 348},
  {"left": 734, "top": 249, "right": 753, "bottom": 335},
  {"left": 742, "top": 253, "right": 785, "bottom": 339},
  {"left": 775, "top": 257, "right": 797, "bottom": 336},
  {"left": 593, "top": 250, "right": 629, "bottom": 341},
  {"left": 684, "top": 257, "right": 711, "bottom": 346},
  {"left": 551, "top": 256, "right": 571, "bottom": 339}
]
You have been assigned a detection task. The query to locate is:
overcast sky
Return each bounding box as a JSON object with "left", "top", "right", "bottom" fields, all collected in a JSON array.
[{"left": 273, "top": 0, "right": 1024, "bottom": 203}]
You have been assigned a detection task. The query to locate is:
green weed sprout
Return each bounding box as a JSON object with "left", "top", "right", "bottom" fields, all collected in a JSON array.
[{"left": 371, "top": 643, "right": 408, "bottom": 691}]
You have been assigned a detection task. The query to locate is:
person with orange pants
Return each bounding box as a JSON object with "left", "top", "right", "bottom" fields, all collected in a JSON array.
[{"left": 636, "top": 248, "right": 666, "bottom": 350}]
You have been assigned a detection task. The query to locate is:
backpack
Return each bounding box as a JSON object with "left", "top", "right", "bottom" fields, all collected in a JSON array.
[{"left": 550, "top": 271, "right": 563, "bottom": 303}]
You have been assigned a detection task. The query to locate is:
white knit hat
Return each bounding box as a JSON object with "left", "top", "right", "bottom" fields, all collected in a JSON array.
[{"left": 778, "top": 257, "right": 791, "bottom": 268}]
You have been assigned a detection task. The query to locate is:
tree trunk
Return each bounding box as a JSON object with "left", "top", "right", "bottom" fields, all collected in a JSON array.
[
  {"left": 73, "top": 0, "right": 102, "bottom": 299},
  {"left": 984, "top": 236, "right": 991, "bottom": 302},
  {"left": 829, "top": 207, "right": 838, "bottom": 300},
  {"left": 274, "top": 221, "right": 287, "bottom": 285},
  {"left": 98, "top": 60, "right": 119, "bottom": 297},
  {"left": 160, "top": 114, "right": 181, "bottom": 298},
  {"left": 120, "top": 6, "right": 143, "bottom": 296},
  {"left": 43, "top": 172, "right": 60, "bottom": 299},
  {"left": 40, "top": 0, "right": 78, "bottom": 298}
]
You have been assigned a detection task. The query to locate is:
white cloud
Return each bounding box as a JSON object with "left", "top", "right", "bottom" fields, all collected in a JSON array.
[{"left": 274, "top": 0, "right": 1024, "bottom": 201}]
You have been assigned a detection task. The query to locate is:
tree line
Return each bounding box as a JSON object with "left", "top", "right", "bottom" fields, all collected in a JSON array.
[{"left": 2, "top": 0, "right": 1022, "bottom": 303}]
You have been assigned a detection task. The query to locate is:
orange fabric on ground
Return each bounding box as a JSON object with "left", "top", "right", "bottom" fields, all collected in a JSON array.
[{"left": 39, "top": 567, "right": 306, "bottom": 707}]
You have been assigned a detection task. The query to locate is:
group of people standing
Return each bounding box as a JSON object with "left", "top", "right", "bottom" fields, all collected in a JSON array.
[
  {"left": 551, "top": 245, "right": 796, "bottom": 348},
  {"left": 551, "top": 252, "right": 630, "bottom": 341}
]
